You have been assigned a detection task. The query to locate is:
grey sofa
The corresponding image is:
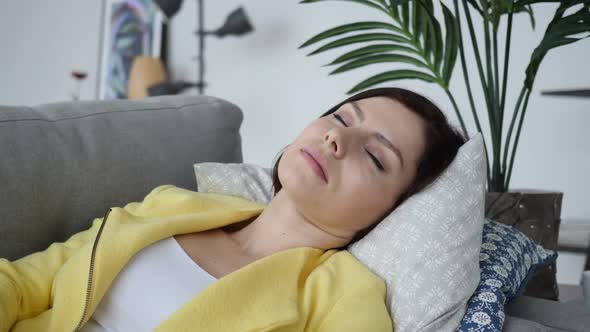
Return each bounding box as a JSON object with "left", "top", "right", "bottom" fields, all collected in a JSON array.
[
  {"left": 0, "top": 95, "right": 243, "bottom": 261},
  {"left": 1, "top": 95, "right": 588, "bottom": 331}
]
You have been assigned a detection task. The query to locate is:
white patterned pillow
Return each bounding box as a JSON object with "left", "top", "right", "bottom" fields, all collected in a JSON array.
[
  {"left": 193, "top": 133, "right": 487, "bottom": 332},
  {"left": 194, "top": 161, "right": 273, "bottom": 204}
]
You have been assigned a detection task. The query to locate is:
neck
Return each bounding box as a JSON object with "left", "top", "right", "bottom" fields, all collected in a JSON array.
[{"left": 224, "top": 190, "right": 352, "bottom": 260}]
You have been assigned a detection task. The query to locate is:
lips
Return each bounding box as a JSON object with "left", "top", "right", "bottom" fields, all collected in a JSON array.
[{"left": 302, "top": 147, "right": 328, "bottom": 183}]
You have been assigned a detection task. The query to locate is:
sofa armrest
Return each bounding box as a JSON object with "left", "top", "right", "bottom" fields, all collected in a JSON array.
[
  {"left": 505, "top": 295, "right": 590, "bottom": 332},
  {"left": 503, "top": 315, "right": 564, "bottom": 332}
]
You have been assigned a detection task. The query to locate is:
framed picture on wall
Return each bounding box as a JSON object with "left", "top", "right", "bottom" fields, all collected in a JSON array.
[{"left": 97, "top": 0, "right": 164, "bottom": 100}]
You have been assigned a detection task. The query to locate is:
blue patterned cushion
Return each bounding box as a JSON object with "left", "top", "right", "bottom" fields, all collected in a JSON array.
[{"left": 457, "top": 218, "right": 558, "bottom": 331}]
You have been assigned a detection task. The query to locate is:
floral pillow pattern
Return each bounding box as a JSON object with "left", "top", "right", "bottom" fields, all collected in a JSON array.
[{"left": 457, "top": 218, "right": 558, "bottom": 331}]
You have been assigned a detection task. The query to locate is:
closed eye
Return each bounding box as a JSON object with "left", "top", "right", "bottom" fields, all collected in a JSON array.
[
  {"left": 366, "top": 150, "right": 384, "bottom": 171},
  {"left": 332, "top": 114, "right": 385, "bottom": 172},
  {"left": 333, "top": 113, "right": 348, "bottom": 127}
]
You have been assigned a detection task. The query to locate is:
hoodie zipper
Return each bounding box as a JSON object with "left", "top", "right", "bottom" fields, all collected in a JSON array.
[{"left": 73, "top": 208, "right": 112, "bottom": 332}]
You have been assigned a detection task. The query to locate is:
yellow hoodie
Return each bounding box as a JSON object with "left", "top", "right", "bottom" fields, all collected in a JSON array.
[{"left": 0, "top": 185, "right": 393, "bottom": 332}]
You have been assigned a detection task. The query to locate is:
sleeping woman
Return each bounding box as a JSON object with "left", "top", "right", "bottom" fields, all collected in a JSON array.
[{"left": 0, "top": 87, "right": 465, "bottom": 332}]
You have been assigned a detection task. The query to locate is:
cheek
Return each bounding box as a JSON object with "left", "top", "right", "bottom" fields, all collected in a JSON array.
[
  {"left": 338, "top": 174, "right": 385, "bottom": 204},
  {"left": 357, "top": 176, "right": 400, "bottom": 212},
  {"left": 277, "top": 152, "right": 293, "bottom": 186},
  {"left": 276, "top": 147, "right": 316, "bottom": 193},
  {"left": 293, "top": 121, "right": 328, "bottom": 142}
]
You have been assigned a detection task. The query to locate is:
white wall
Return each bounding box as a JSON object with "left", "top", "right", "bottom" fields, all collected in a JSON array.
[
  {"left": 1, "top": 1, "right": 588, "bottom": 285},
  {"left": 0, "top": 1, "right": 102, "bottom": 105}
]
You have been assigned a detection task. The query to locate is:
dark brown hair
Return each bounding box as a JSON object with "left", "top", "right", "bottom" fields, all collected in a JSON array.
[{"left": 270, "top": 87, "right": 466, "bottom": 248}]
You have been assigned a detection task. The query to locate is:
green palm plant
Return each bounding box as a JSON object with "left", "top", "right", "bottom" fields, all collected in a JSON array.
[{"left": 298, "top": 0, "right": 590, "bottom": 192}]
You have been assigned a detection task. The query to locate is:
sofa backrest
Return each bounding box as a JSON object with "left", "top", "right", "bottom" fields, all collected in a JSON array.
[{"left": 0, "top": 95, "right": 244, "bottom": 260}]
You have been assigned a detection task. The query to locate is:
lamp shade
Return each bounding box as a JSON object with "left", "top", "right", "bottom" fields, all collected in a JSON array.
[
  {"left": 153, "top": 0, "right": 183, "bottom": 19},
  {"left": 214, "top": 6, "right": 254, "bottom": 38},
  {"left": 127, "top": 56, "right": 168, "bottom": 99}
]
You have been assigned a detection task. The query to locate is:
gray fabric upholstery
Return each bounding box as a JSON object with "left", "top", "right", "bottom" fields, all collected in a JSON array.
[
  {"left": 0, "top": 95, "right": 243, "bottom": 261},
  {"left": 506, "top": 296, "right": 590, "bottom": 331},
  {"left": 502, "top": 315, "right": 556, "bottom": 332}
]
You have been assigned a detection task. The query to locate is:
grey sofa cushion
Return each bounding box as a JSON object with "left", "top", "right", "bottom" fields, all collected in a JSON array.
[
  {"left": 0, "top": 95, "right": 243, "bottom": 260},
  {"left": 502, "top": 315, "right": 557, "bottom": 332},
  {"left": 506, "top": 296, "right": 590, "bottom": 331}
]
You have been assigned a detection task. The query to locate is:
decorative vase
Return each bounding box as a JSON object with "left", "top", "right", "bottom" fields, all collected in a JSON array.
[
  {"left": 485, "top": 190, "right": 563, "bottom": 300},
  {"left": 127, "top": 56, "right": 168, "bottom": 99}
]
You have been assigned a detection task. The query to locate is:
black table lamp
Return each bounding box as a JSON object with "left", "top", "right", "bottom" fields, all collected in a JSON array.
[
  {"left": 154, "top": 0, "right": 183, "bottom": 19},
  {"left": 151, "top": 0, "right": 254, "bottom": 96}
]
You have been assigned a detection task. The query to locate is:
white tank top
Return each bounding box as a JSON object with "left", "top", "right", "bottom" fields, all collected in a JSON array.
[{"left": 80, "top": 236, "right": 218, "bottom": 332}]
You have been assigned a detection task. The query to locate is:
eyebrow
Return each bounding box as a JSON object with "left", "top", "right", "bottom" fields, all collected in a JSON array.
[{"left": 349, "top": 101, "right": 406, "bottom": 169}]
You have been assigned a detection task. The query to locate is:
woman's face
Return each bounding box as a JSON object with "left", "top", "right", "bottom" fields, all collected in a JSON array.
[{"left": 278, "top": 96, "right": 427, "bottom": 238}]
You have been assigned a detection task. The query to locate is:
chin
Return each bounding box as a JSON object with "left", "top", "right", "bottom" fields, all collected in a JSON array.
[{"left": 278, "top": 156, "right": 324, "bottom": 203}]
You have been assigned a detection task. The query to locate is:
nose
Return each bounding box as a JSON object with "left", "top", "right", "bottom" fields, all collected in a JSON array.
[
  {"left": 324, "top": 126, "right": 368, "bottom": 159},
  {"left": 324, "top": 129, "right": 342, "bottom": 158}
]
